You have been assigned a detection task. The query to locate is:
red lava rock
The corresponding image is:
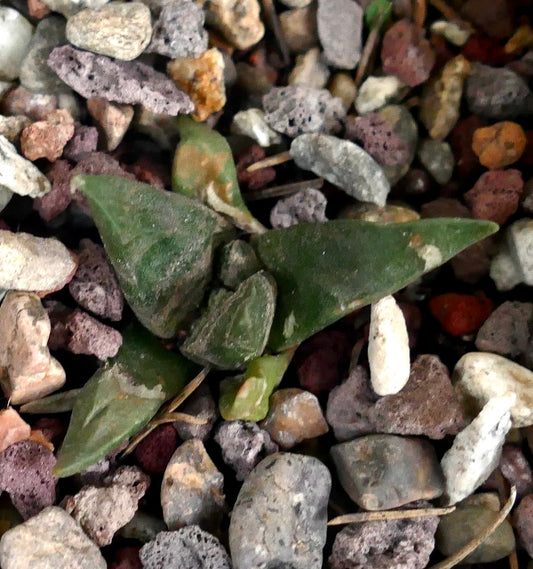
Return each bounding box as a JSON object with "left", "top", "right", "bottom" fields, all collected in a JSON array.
[
  {"left": 62, "top": 123, "right": 99, "bottom": 162},
  {"left": 429, "top": 292, "right": 493, "bottom": 336},
  {"left": 64, "top": 309, "right": 122, "bottom": 360},
  {"left": 0, "top": 440, "right": 56, "bottom": 520},
  {"left": 449, "top": 115, "right": 487, "bottom": 182},
  {"left": 0, "top": 86, "right": 57, "bottom": 121},
  {"left": 20, "top": 109, "right": 75, "bottom": 162},
  {"left": 461, "top": 0, "right": 515, "bottom": 40},
  {"left": 513, "top": 494, "right": 533, "bottom": 557},
  {"left": 464, "top": 169, "right": 524, "bottom": 224},
  {"left": 33, "top": 160, "right": 73, "bottom": 222},
  {"left": 236, "top": 145, "right": 276, "bottom": 191},
  {"left": 326, "top": 366, "right": 378, "bottom": 441},
  {"left": 123, "top": 155, "right": 169, "bottom": 189},
  {"left": 297, "top": 329, "right": 351, "bottom": 394},
  {"left": 134, "top": 424, "right": 178, "bottom": 475},
  {"left": 381, "top": 19, "right": 436, "bottom": 87},
  {"left": 374, "top": 354, "right": 466, "bottom": 439},
  {"left": 485, "top": 445, "right": 533, "bottom": 500},
  {"left": 344, "top": 114, "right": 410, "bottom": 167},
  {"left": 68, "top": 239, "right": 124, "bottom": 321},
  {"left": 462, "top": 35, "right": 513, "bottom": 66},
  {"left": 476, "top": 301, "right": 533, "bottom": 357},
  {"left": 109, "top": 547, "right": 142, "bottom": 569}
]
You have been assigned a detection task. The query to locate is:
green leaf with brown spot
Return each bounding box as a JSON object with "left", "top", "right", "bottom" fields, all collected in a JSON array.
[
  {"left": 219, "top": 350, "right": 294, "bottom": 421},
  {"left": 172, "top": 116, "right": 265, "bottom": 234},
  {"left": 250, "top": 218, "right": 499, "bottom": 351},
  {"left": 180, "top": 271, "right": 277, "bottom": 369},
  {"left": 54, "top": 326, "right": 200, "bottom": 478},
  {"left": 73, "top": 174, "right": 235, "bottom": 338}
]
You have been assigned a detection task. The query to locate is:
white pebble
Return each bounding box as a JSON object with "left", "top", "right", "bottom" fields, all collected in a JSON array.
[
  {"left": 355, "top": 75, "right": 408, "bottom": 115},
  {"left": 453, "top": 351, "right": 533, "bottom": 428},
  {"left": 0, "top": 7, "right": 33, "bottom": 81},
  {"left": 490, "top": 242, "right": 522, "bottom": 291},
  {"left": 368, "top": 295, "right": 410, "bottom": 396},
  {"left": 231, "top": 108, "right": 281, "bottom": 148},
  {"left": 440, "top": 394, "right": 514, "bottom": 505},
  {"left": 508, "top": 218, "right": 533, "bottom": 286},
  {"left": 289, "top": 48, "right": 330, "bottom": 89}
]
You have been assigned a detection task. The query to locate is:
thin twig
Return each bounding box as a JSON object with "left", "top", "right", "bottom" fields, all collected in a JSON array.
[
  {"left": 354, "top": 8, "right": 388, "bottom": 88},
  {"left": 328, "top": 506, "right": 456, "bottom": 526},
  {"left": 261, "top": 0, "right": 291, "bottom": 67},
  {"left": 493, "top": 471, "right": 520, "bottom": 569},
  {"left": 427, "top": 0, "right": 475, "bottom": 33},
  {"left": 245, "top": 178, "right": 324, "bottom": 201},
  {"left": 427, "top": 486, "right": 517, "bottom": 569},
  {"left": 148, "top": 413, "right": 209, "bottom": 427},
  {"left": 413, "top": 0, "right": 427, "bottom": 30},
  {"left": 246, "top": 151, "right": 293, "bottom": 173},
  {"left": 122, "top": 367, "right": 209, "bottom": 455}
]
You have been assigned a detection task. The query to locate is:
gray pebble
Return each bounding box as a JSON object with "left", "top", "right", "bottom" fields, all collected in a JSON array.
[
  {"left": 330, "top": 506, "right": 439, "bottom": 569},
  {"left": 214, "top": 420, "right": 278, "bottom": 481},
  {"left": 19, "top": 16, "right": 67, "bottom": 93},
  {"left": 331, "top": 434, "right": 444, "bottom": 510},
  {"left": 417, "top": 139, "right": 454, "bottom": 185},
  {"left": 317, "top": 0, "right": 363, "bottom": 69},
  {"left": 263, "top": 85, "right": 345, "bottom": 137},
  {"left": 140, "top": 526, "right": 232, "bottom": 569},
  {"left": 161, "top": 439, "right": 226, "bottom": 532},
  {"left": 290, "top": 133, "right": 390, "bottom": 206},
  {"left": 148, "top": 0, "right": 208, "bottom": 59},
  {"left": 466, "top": 63, "right": 533, "bottom": 120},
  {"left": 47, "top": 45, "right": 194, "bottom": 115},
  {"left": 173, "top": 384, "right": 217, "bottom": 441},
  {"left": 270, "top": 188, "right": 328, "bottom": 229},
  {"left": 229, "top": 452, "right": 331, "bottom": 569},
  {"left": 0, "top": 506, "right": 106, "bottom": 569}
]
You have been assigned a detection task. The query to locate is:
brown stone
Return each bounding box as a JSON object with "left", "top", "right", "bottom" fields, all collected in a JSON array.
[
  {"left": 514, "top": 494, "right": 533, "bottom": 557},
  {"left": 472, "top": 121, "right": 527, "bottom": 170},
  {"left": 20, "top": 109, "right": 75, "bottom": 162},
  {"left": 33, "top": 160, "right": 73, "bottom": 222},
  {"left": 27, "top": 0, "right": 51, "bottom": 18},
  {"left": 0, "top": 87, "right": 57, "bottom": 121},
  {"left": 260, "top": 388, "right": 329, "bottom": 448},
  {"left": 87, "top": 98, "right": 133, "bottom": 151},
  {"left": 374, "top": 354, "right": 466, "bottom": 439}
]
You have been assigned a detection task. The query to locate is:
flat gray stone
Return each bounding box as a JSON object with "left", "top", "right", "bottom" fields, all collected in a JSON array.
[
  {"left": 290, "top": 134, "right": 390, "bottom": 206},
  {"left": 0, "top": 506, "right": 106, "bottom": 569},
  {"left": 229, "top": 452, "right": 331, "bottom": 569}
]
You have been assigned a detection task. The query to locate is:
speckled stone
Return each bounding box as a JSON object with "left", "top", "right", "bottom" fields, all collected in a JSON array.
[
  {"left": 270, "top": 188, "right": 328, "bottom": 229},
  {"left": 229, "top": 453, "right": 330, "bottom": 569},
  {"left": 288, "top": 48, "right": 330, "bottom": 89},
  {"left": 331, "top": 435, "right": 444, "bottom": 510}
]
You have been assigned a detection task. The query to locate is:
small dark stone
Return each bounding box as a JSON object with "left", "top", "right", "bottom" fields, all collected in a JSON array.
[
  {"left": 485, "top": 445, "right": 533, "bottom": 500},
  {"left": 331, "top": 434, "right": 444, "bottom": 510},
  {"left": 63, "top": 123, "right": 99, "bottom": 162},
  {"left": 33, "top": 159, "right": 73, "bottom": 222},
  {"left": 69, "top": 239, "right": 124, "bottom": 322},
  {"left": 173, "top": 384, "right": 217, "bottom": 441},
  {"left": 140, "top": 526, "right": 232, "bottom": 569},
  {"left": 214, "top": 420, "right": 278, "bottom": 481},
  {"left": 461, "top": 0, "right": 515, "bottom": 40},
  {"left": 329, "top": 505, "right": 439, "bottom": 569},
  {"left": 513, "top": 494, "right": 533, "bottom": 558},
  {"left": 135, "top": 424, "right": 178, "bottom": 475},
  {"left": 0, "top": 440, "right": 56, "bottom": 520},
  {"left": 263, "top": 85, "right": 345, "bottom": 137},
  {"left": 229, "top": 453, "right": 330, "bottom": 569},
  {"left": 326, "top": 366, "right": 378, "bottom": 441},
  {"left": 47, "top": 45, "right": 194, "bottom": 116},
  {"left": 236, "top": 144, "right": 276, "bottom": 191},
  {"left": 465, "top": 63, "right": 533, "bottom": 120},
  {"left": 476, "top": 301, "right": 533, "bottom": 357}
]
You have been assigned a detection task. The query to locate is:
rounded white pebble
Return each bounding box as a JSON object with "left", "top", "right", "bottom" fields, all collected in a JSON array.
[{"left": 368, "top": 295, "right": 410, "bottom": 396}]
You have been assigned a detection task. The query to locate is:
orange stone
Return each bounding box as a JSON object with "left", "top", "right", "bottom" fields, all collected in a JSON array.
[
  {"left": 472, "top": 121, "right": 527, "bottom": 170},
  {"left": 0, "top": 409, "right": 31, "bottom": 453}
]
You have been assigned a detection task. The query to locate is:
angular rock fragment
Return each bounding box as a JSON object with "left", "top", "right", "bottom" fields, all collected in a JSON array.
[
  {"left": 331, "top": 435, "right": 444, "bottom": 510},
  {"left": 63, "top": 466, "right": 150, "bottom": 546},
  {"left": 20, "top": 108, "right": 75, "bottom": 162},
  {"left": 355, "top": 75, "right": 407, "bottom": 115},
  {"left": 161, "top": 439, "right": 225, "bottom": 532},
  {"left": 317, "top": 0, "right": 362, "bottom": 69},
  {"left": 441, "top": 394, "right": 514, "bottom": 505},
  {"left": 148, "top": 0, "right": 208, "bottom": 59},
  {"left": 87, "top": 98, "right": 133, "bottom": 152},
  {"left": 206, "top": 0, "right": 264, "bottom": 50},
  {"left": 0, "top": 7, "right": 33, "bottom": 81},
  {"left": 0, "top": 231, "right": 77, "bottom": 294},
  {"left": 290, "top": 134, "right": 390, "bottom": 205},
  {"left": 63, "top": 123, "right": 98, "bottom": 161},
  {"left": 270, "top": 188, "right": 328, "bottom": 229},
  {"left": 0, "top": 408, "right": 31, "bottom": 453},
  {"left": 0, "top": 440, "right": 56, "bottom": 519},
  {"left": 0, "top": 115, "right": 31, "bottom": 144},
  {"left": 214, "top": 420, "right": 278, "bottom": 481},
  {"left": 47, "top": 45, "right": 194, "bottom": 115},
  {"left": 0, "top": 135, "right": 51, "bottom": 198},
  {"left": 263, "top": 86, "right": 345, "bottom": 137},
  {"left": 140, "top": 526, "right": 231, "bottom": 569},
  {"left": 231, "top": 108, "right": 281, "bottom": 148},
  {"left": 229, "top": 453, "right": 330, "bottom": 569},
  {"left": 66, "top": 2, "right": 152, "bottom": 61},
  {"left": 0, "top": 292, "right": 66, "bottom": 405},
  {"left": 33, "top": 160, "right": 72, "bottom": 222},
  {"left": 0, "top": 506, "right": 106, "bottom": 569}
]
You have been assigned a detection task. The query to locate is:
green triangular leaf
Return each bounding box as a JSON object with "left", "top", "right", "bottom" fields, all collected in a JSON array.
[
  {"left": 73, "top": 174, "right": 235, "bottom": 338},
  {"left": 181, "top": 271, "right": 277, "bottom": 369},
  {"left": 172, "top": 116, "right": 265, "bottom": 234},
  {"left": 250, "top": 218, "right": 498, "bottom": 350},
  {"left": 54, "top": 326, "right": 199, "bottom": 478}
]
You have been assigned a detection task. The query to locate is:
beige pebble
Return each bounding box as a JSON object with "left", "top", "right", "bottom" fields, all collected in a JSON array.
[
  {"left": 206, "top": 0, "right": 264, "bottom": 50},
  {"left": 20, "top": 108, "right": 75, "bottom": 162},
  {"left": 87, "top": 98, "right": 133, "bottom": 151},
  {"left": 0, "top": 292, "right": 66, "bottom": 405},
  {"left": 0, "top": 408, "right": 31, "bottom": 452}
]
